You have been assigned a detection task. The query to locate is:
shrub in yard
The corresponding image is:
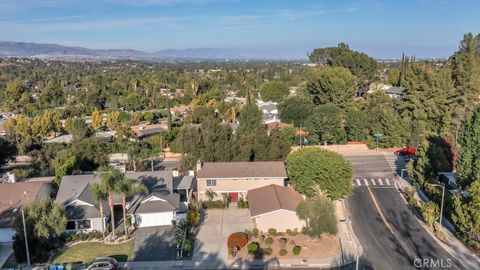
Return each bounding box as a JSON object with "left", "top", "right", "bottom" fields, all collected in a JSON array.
[
  {"left": 202, "top": 200, "right": 225, "bottom": 209},
  {"left": 263, "top": 247, "right": 273, "bottom": 256},
  {"left": 227, "top": 232, "right": 249, "bottom": 250},
  {"left": 293, "top": 245, "right": 302, "bottom": 255},
  {"left": 183, "top": 239, "right": 193, "bottom": 256},
  {"left": 247, "top": 242, "right": 258, "bottom": 255},
  {"left": 278, "top": 237, "right": 288, "bottom": 247},
  {"left": 259, "top": 235, "right": 265, "bottom": 243},
  {"left": 279, "top": 249, "right": 288, "bottom": 256},
  {"left": 252, "top": 228, "right": 259, "bottom": 238},
  {"left": 268, "top": 228, "right": 277, "bottom": 236},
  {"left": 264, "top": 237, "right": 273, "bottom": 245},
  {"left": 286, "top": 228, "right": 298, "bottom": 236},
  {"left": 244, "top": 229, "right": 253, "bottom": 240}
]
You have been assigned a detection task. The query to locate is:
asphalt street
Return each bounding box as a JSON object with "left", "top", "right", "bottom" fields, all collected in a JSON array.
[{"left": 344, "top": 152, "right": 466, "bottom": 270}]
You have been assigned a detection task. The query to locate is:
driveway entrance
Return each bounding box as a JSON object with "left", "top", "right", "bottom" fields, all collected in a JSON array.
[{"left": 193, "top": 207, "right": 253, "bottom": 264}]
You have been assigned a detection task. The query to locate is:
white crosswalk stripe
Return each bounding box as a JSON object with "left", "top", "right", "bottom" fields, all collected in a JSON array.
[{"left": 353, "top": 177, "right": 394, "bottom": 187}]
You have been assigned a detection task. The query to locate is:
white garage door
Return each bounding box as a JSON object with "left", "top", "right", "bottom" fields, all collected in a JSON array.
[
  {"left": 0, "top": 228, "right": 15, "bottom": 242},
  {"left": 136, "top": 212, "right": 175, "bottom": 228}
]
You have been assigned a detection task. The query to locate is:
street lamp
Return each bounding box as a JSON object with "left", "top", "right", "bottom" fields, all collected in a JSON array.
[
  {"left": 429, "top": 183, "right": 445, "bottom": 228},
  {"left": 21, "top": 208, "right": 31, "bottom": 266}
]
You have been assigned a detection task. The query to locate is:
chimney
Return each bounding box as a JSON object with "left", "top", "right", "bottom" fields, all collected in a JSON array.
[{"left": 196, "top": 160, "right": 203, "bottom": 173}]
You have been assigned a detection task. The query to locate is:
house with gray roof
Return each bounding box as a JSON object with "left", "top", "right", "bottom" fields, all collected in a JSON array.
[
  {"left": 195, "top": 161, "right": 288, "bottom": 202},
  {"left": 56, "top": 171, "right": 194, "bottom": 232}
]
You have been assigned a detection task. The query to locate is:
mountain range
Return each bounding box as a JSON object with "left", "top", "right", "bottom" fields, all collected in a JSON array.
[{"left": 0, "top": 41, "right": 300, "bottom": 60}]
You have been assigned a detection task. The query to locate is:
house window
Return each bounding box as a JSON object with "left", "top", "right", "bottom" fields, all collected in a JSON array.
[
  {"left": 77, "top": 220, "right": 91, "bottom": 229},
  {"left": 206, "top": 179, "right": 217, "bottom": 186},
  {"left": 66, "top": 221, "right": 76, "bottom": 230}
]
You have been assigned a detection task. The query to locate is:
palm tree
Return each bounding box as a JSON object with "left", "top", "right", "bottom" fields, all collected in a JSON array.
[
  {"left": 100, "top": 167, "right": 123, "bottom": 240},
  {"left": 205, "top": 189, "right": 217, "bottom": 202},
  {"left": 91, "top": 182, "right": 109, "bottom": 239},
  {"left": 117, "top": 178, "right": 148, "bottom": 238}
]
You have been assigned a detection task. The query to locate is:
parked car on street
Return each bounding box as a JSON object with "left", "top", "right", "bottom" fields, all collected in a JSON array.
[
  {"left": 86, "top": 257, "right": 118, "bottom": 270},
  {"left": 395, "top": 147, "right": 417, "bottom": 156}
]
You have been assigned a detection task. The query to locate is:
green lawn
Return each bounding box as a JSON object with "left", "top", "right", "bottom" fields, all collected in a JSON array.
[{"left": 52, "top": 240, "right": 135, "bottom": 264}]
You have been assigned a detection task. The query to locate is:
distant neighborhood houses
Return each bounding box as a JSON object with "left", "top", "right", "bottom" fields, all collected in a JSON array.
[{"left": 356, "top": 82, "right": 406, "bottom": 98}]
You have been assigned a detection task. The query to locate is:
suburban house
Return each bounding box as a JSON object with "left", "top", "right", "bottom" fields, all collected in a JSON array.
[
  {"left": 356, "top": 83, "right": 406, "bottom": 99},
  {"left": 0, "top": 182, "right": 52, "bottom": 242},
  {"left": 196, "top": 161, "right": 288, "bottom": 202},
  {"left": 56, "top": 171, "right": 194, "bottom": 232},
  {"left": 256, "top": 100, "right": 281, "bottom": 125},
  {"left": 130, "top": 123, "right": 168, "bottom": 139},
  {"left": 248, "top": 184, "right": 305, "bottom": 232}
]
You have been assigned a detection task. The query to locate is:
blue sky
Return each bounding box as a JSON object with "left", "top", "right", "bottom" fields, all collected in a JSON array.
[{"left": 0, "top": 0, "right": 478, "bottom": 58}]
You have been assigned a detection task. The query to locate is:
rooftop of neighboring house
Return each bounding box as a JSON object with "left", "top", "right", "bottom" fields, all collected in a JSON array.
[
  {"left": 44, "top": 134, "right": 73, "bottom": 144},
  {"left": 384, "top": 86, "right": 406, "bottom": 95},
  {"left": 56, "top": 171, "right": 177, "bottom": 219},
  {"left": 196, "top": 161, "right": 288, "bottom": 179},
  {"left": 131, "top": 123, "right": 168, "bottom": 138},
  {"left": 266, "top": 122, "right": 292, "bottom": 130},
  {"left": 0, "top": 181, "right": 51, "bottom": 228},
  {"left": 247, "top": 184, "right": 304, "bottom": 217}
]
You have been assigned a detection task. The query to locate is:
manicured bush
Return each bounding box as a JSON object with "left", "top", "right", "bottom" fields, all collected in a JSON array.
[
  {"left": 252, "top": 228, "right": 259, "bottom": 238},
  {"left": 293, "top": 245, "right": 302, "bottom": 255},
  {"left": 278, "top": 237, "right": 288, "bottom": 247},
  {"left": 247, "top": 242, "right": 258, "bottom": 255},
  {"left": 264, "top": 237, "right": 273, "bottom": 245},
  {"left": 286, "top": 228, "right": 298, "bottom": 236},
  {"left": 227, "top": 232, "right": 249, "bottom": 250},
  {"left": 202, "top": 200, "right": 225, "bottom": 209},
  {"left": 279, "top": 249, "right": 288, "bottom": 256},
  {"left": 268, "top": 228, "right": 277, "bottom": 236},
  {"left": 263, "top": 247, "right": 273, "bottom": 256}
]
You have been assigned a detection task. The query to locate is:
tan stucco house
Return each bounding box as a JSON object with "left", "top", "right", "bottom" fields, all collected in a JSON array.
[
  {"left": 248, "top": 184, "right": 305, "bottom": 232},
  {"left": 196, "top": 161, "right": 288, "bottom": 202}
]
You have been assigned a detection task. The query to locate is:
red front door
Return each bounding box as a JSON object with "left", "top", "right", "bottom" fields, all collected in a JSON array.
[{"left": 229, "top": 192, "right": 239, "bottom": 202}]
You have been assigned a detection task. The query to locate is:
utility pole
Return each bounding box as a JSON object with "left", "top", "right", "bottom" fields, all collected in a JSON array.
[{"left": 21, "top": 208, "right": 31, "bottom": 266}]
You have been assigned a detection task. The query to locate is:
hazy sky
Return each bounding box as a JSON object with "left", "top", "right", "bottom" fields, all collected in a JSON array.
[{"left": 1, "top": 0, "right": 478, "bottom": 58}]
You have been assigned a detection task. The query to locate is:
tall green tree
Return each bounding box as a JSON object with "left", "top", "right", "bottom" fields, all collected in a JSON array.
[
  {"left": 91, "top": 183, "right": 109, "bottom": 239},
  {"left": 237, "top": 103, "right": 263, "bottom": 135},
  {"left": 100, "top": 167, "right": 124, "bottom": 240},
  {"left": 259, "top": 81, "right": 289, "bottom": 102},
  {"left": 286, "top": 148, "right": 353, "bottom": 199},
  {"left": 306, "top": 103, "right": 346, "bottom": 144},
  {"left": 116, "top": 178, "right": 147, "bottom": 237},
  {"left": 456, "top": 108, "right": 480, "bottom": 188},
  {"left": 13, "top": 198, "right": 67, "bottom": 263},
  {"left": 308, "top": 43, "right": 377, "bottom": 86},
  {"left": 452, "top": 180, "right": 480, "bottom": 244},
  {"left": 306, "top": 66, "right": 357, "bottom": 107},
  {"left": 0, "top": 137, "right": 16, "bottom": 167},
  {"left": 278, "top": 96, "right": 315, "bottom": 127}
]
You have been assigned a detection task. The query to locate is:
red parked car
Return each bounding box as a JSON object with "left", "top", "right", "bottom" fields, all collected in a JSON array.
[{"left": 395, "top": 147, "right": 417, "bottom": 156}]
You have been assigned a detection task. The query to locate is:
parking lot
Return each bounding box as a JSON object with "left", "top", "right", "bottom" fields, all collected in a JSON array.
[{"left": 193, "top": 207, "right": 253, "bottom": 263}]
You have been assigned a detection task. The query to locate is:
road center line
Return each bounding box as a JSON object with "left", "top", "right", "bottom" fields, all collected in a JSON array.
[{"left": 367, "top": 186, "right": 395, "bottom": 235}]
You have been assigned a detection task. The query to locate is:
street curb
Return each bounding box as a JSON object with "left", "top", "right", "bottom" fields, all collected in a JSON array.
[{"left": 394, "top": 178, "right": 473, "bottom": 270}]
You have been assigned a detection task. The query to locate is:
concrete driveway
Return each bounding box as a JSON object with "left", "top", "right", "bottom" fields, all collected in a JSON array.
[
  {"left": 132, "top": 226, "right": 177, "bottom": 261},
  {"left": 193, "top": 207, "right": 253, "bottom": 264},
  {"left": 0, "top": 243, "right": 12, "bottom": 268}
]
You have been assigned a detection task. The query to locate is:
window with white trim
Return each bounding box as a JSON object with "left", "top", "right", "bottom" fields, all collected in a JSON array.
[{"left": 206, "top": 179, "right": 217, "bottom": 186}]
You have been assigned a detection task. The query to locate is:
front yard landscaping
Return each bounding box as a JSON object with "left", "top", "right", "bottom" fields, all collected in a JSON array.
[
  {"left": 52, "top": 239, "right": 135, "bottom": 264},
  {"left": 231, "top": 230, "right": 340, "bottom": 260}
]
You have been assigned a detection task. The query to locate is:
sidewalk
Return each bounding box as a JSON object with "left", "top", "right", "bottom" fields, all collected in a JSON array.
[
  {"left": 121, "top": 202, "right": 360, "bottom": 269},
  {"left": 396, "top": 177, "right": 480, "bottom": 270}
]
